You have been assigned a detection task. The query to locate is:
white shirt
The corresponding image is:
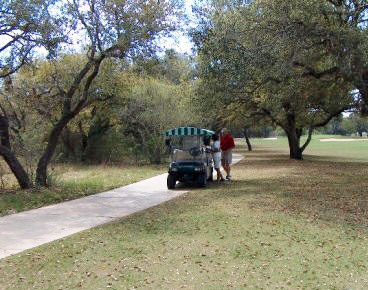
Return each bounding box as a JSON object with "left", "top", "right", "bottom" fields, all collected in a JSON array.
[{"left": 213, "top": 140, "right": 221, "bottom": 159}]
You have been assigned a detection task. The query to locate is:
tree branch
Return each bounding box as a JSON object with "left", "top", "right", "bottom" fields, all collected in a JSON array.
[
  {"left": 293, "top": 61, "right": 340, "bottom": 79},
  {"left": 261, "top": 107, "right": 287, "bottom": 132},
  {"left": 71, "top": 56, "right": 105, "bottom": 114},
  {"left": 300, "top": 127, "right": 314, "bottom": 153}
]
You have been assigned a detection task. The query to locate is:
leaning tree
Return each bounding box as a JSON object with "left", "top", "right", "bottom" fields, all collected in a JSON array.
[
  {"left": 1, "top": 0, "right": 183, "bottom": 188},
  {"left": 0, "top": 0, "right": 67, "bottom": 188},
  {"left": 33, "top": 0, "right": 183, "bottom": 186}
]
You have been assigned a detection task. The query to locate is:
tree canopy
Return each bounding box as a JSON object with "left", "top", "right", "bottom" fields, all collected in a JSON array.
[
  {"left": 192, "top": 0, "right": 359, "bottom": 159},
  {"left": 0, "top": 0, "right": 67, "bottom": 77},
  {"left": 0, "top": 0, "right": 185, "bottom": 188}
]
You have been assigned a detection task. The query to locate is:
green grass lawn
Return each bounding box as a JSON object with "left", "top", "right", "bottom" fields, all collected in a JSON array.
[
  {"left": 0, "top": 164, "right": 165, "bottom": 216},
  {"left": 1, "top": 138, "right": 368, "bottom": 289},
  {"left": 250, "top": 134, "right": 368, "bottom": 162}
]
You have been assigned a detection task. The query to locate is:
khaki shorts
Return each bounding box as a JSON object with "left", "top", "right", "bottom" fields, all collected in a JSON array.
[
  {"left": 213, "top": 156, "right": 221, "bottom": 169},
  {"left": 221, "top": 149, "right": 232, "bottom": 164}
]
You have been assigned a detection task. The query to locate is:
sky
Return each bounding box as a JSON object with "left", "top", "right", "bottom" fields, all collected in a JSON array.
[
  {"left": 160, "top": 0, "right": 195, "bottom": 55},
  {"left": 160, "top": 31, "right": 194, "bottom": 55}
]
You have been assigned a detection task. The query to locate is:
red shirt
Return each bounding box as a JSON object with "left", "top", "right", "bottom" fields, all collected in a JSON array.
[{"left": 220, "top": 134, "right": 235, "bottom": 151}]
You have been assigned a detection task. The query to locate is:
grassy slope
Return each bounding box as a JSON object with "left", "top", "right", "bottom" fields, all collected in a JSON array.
[{"left": 1, "top": 137, "right": 368, "bottom": 289}]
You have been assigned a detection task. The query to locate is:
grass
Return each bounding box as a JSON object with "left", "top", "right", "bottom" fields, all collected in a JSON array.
[
  {"left": 1, "top": 137, "right": 368, "bottom": 289},
  {"left": 0, "top": 163, "right": 165, "bottom": 216},
  {"left": 250, "top": 134, "right": 368, "bottom": 162}
]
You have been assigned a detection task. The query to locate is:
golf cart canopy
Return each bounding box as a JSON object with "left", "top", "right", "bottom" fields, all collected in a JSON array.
[
  {"left": 165, "top": 127, "right": 215, "bottom": 189},
  {"left": 165, "top": 127, "right": 215, "bottom": 137}
]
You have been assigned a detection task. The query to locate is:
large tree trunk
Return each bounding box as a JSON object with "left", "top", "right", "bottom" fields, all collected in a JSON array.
[
  {"left": 0, "top": 115, "right": 31, "bottom": 189},
  {"left": 286, "top": 130, "right": 303, "bottom": 160},
  {"left": 0, "top": 145, "right": 31, "bottom": 189},
  {"left": 35, "top": 114, "right": 74, "bottom": 186},
  {"left": 243, "top": 127, "right": 252, "bottom": 151},
  {"left": 0, "top": 115, "right": 11, "bottom": 149},
  {"left": 285, "top": 113, "right": 303, "bottom": 160},
  {"left": 285, "top": 126, "right": 314, "bottom": 160}
]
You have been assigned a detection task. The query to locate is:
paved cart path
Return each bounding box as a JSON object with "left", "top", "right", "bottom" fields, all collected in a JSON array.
[{"left": 0, "top": 154, "right": 243, "bottom": 259}]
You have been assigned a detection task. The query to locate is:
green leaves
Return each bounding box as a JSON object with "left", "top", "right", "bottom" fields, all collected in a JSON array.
[
  {"left": 66, "top": 0, "right": 183, "bottom": 58},
  {"left": 192, "top": 0, "right": 356, "bottom": 158},
  {"left": 0, "top": 0, "right": 68, "bottom": 77}
]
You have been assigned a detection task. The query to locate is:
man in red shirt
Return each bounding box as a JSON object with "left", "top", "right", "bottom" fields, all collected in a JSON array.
[{"left": 220, "top": 128, "right": 235, "bottom": 180}]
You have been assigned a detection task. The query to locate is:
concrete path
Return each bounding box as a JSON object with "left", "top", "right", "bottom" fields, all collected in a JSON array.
[{"left": 0, "top": 154, "right": 243, "bottom": 259}]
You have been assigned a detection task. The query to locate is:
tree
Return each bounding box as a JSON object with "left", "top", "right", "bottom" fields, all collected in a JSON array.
[
  {"left": 319, "top": 115, "right": 349, "bottom": 135},
  {"left": 34, "top": 0, "right": 183, "bottom": 186},
  {"left": 192, "top": 0, "right": 354, "bottom": 159},
  {"left": 118, "top": 76, "right": 200, "bottom": 164},
  {"left": 7, "top": 55, "right": 131, "bottom": 164},
  {"left": 342, "top": 113, "right": 368, "bottom": 135},
  {"left": 1, "top": 0, "right": 183, "bottom": 188},
  {"left": 0, "top": 0, "right": 68, "bottom": 188},
  {"left": 319, "top": 0, "right": 368, "bottom": 115},
  {"left": 0, "top": 0, "right": 66, "bottom": 77},
  {"left": 10, "top": 48, "right": 199, "bottom": 167},
  {"left": 132, "top": 49, "right": 195, "bottom": 84},
  {"left": 0, "top": 108, "right": 31, "bottom": 188}
]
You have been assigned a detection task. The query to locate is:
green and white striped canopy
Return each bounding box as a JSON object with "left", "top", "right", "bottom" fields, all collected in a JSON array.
[{"left": 165, "top": 127, "right": 215, "bottom": 137}]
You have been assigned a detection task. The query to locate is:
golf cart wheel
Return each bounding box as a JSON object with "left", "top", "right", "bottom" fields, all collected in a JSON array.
[
  {"left": 208, "top": 167, "right": 213, "bottom": 181},
  {"left": 198, "top": 173, "right": 207, "bottom": 187},
  {"left": 167, "top": 174, "right": 176, "bottom": 189}
]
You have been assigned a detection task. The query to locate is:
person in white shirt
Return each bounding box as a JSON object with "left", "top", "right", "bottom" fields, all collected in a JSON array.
[{"left": 212, "top": 134, "right": 225, "bottom": 182}]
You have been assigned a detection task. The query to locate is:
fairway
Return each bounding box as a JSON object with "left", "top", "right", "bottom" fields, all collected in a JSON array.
[
  {"left": 251, "top": 135, "right": 368, "bottom": 162},
  {"left": 1, "top": 138, "right": 368, "bottom": 289}
]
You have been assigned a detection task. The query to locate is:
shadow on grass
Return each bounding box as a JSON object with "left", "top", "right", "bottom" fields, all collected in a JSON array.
[
  {"left": 127, "top": 149, "right": 368, "bottom": 236},
  {"left": 235, "top": 147, "right": 288, "bottom": 155},
  {"left": 2, "top": 146, "right": 368, "bottom": 290},
  {"left": 303, "top": 154, "right": 367, "bottom": 163}
]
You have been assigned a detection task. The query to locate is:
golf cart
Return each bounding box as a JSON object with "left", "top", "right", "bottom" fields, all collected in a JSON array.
[{"left": 165, "top": 127, "right": 214, "bottom": 189}]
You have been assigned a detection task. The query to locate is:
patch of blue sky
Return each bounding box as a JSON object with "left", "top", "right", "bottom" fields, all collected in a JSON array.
[{"left": 158, "top": 0, "right": 195, "bottom": 55}]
